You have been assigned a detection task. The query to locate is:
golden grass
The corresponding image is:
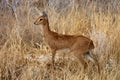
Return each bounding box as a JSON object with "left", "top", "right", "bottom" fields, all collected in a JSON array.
[{"left": 0, "top": 0, "right": 120, "bottom": 80}]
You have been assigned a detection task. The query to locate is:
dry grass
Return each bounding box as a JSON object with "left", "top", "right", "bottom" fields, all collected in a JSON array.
[{"left": 0, "top": 0, "right": 120, "bottom": 80}]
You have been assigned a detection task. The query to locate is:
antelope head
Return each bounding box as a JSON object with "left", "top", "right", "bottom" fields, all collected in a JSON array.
[{"left": 34, "top": 11, "right": 48, "bottom": 26}]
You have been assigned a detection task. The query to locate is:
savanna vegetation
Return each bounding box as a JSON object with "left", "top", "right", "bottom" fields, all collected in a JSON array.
[{"left": 0, "top": 0, "right": 120, "bottom": 80}]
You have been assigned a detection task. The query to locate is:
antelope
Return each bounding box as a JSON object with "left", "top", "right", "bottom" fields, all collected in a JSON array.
[{"left": 34, "top": 12, "right": 100, "bottom": 73}]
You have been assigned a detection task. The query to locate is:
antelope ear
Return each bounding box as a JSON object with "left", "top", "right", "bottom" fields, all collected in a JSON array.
[
  {"left": 35, "top": 7, "right": 43, "bottom": 16},
  {"left": 43, "top": 11, "right": 48, "bottom": 18}
]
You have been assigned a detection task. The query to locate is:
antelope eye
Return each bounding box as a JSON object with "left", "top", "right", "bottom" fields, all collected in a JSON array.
[{"left": 39, "top": 18, "right": 43, "bottom": 21}]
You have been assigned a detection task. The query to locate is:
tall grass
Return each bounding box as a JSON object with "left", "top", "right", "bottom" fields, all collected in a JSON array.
[{"left": 0, "top": 0, "right": 120, "bottom": 80}]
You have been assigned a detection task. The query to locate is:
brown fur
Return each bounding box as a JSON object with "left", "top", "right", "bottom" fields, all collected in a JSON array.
[{"left": 34, "top": 12, "right": 100, "bottom": 73}]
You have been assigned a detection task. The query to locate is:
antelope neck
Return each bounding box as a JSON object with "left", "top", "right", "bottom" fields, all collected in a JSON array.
[{"left": 42, "top": 21, "right": 52, "bottom": 37}]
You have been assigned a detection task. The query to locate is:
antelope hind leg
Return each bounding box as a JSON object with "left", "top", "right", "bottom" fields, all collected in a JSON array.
[{"left": 85, "top": 51, "right": 100, "bottom": 73}]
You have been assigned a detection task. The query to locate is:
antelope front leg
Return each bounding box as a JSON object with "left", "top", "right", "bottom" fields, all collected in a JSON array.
[{"left": 51, "top": 49, "right": 56, "bottom": 68}]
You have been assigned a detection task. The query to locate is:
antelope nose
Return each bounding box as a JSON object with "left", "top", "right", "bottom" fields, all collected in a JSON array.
[{"left": 34, "top": 22, "right": 36, "bottom": 24}]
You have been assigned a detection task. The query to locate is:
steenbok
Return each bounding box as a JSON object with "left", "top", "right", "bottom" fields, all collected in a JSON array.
[{"left": 34, "top": 12, "right": 100, "bottom": 73}]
